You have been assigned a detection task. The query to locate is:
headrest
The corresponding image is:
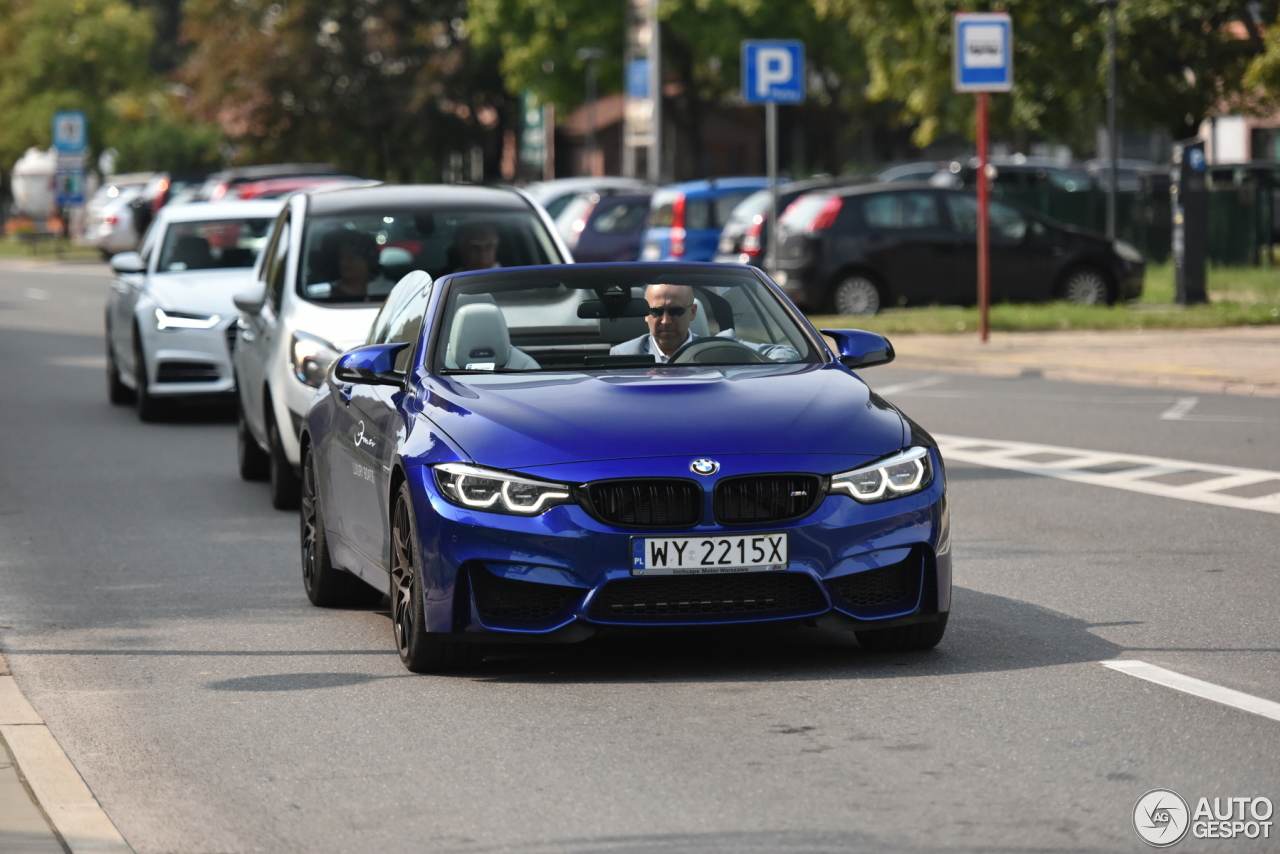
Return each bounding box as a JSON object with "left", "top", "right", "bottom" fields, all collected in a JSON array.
[
  {"left": 447, "top": 303, "right": 511, "bottom": 368},
  {"left": 690, "top": 298, "right": 710, "bottom": 337}
]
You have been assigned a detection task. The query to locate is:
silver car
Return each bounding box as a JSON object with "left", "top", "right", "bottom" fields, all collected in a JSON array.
[{"left": 105, "top": 200, "right": 283, "bottom": 420}]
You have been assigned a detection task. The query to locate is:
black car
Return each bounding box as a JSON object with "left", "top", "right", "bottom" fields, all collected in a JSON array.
[
  {"left": 713, "top": 177, "right": 863, "bottom": 267},
  {"left": 773, "top": 183, "right": 1145, "bottom": 315},
  {"left": 555, "top": 191, "right": 652, "bottom": 262}
]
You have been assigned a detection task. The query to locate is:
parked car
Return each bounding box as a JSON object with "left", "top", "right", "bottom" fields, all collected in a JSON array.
[
  {"left": 225, "top": 175, "right": 372, "bottom": 201},
  {"left": 641, "top": 177, "right": 770, "bottom": 261},
  {"left": 877, "top": 162, "right": 947, "bottom": 183},
  {"left": 197, "top": 164, "right": 344, "bottom": 202},
  {"left": 555, "top": 191, "right": 652, "bottom": 262},
  {"left": 714, "top": 177, "right": 863, "bottom": 267},
  {"left": 231, "top": 184, "right": 573, "bottom": 510},
  {"left": 774, "top": 183, "right": 1145, "bottom": 315},
  {"left": 524, "top": 176, "right": 653, "bottom": 220},
  {"left": 104, "top": 200, "right": 283, "bottom": 420},
  {"left": 300, "top": 261, "right": 949, "bottom": 671},
  {"left": 84, "top": 172, "right": 156, "bottom": 256},
  {"left": 932, "top": 155, "right": 1095, "bottom": 193}
]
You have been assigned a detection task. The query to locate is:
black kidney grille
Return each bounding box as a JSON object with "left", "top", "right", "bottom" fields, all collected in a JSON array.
[
  {"left": 470, "top": 566, "right": 581, "bottom": 624},
  {"left": 587, "top": 480, "right": 701, "bottom": 527},
  {"left": 588, "top": 573, "right": 826, "bottom": 622},
  {"left": 828, "top": 553, "right": 921, "bottom": 610},
  {"left": 714, "top": 475, "right": 822, "bottom": 524}
]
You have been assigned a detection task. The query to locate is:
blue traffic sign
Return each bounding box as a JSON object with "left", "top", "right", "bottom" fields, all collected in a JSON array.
[
  {"left": 52, "top": 110, "right": 87, "bottom": 154},
  {"left": 953, "top": 13, "right": 1013, "bottom": 93},
  {"left": 741, "top": 40, "right": 805, "bottom": 105}
]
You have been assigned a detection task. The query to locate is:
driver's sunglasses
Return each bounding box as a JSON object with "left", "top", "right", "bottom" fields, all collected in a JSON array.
[{"left": 647, "top": 305, "right": 688, "bottom": 318}]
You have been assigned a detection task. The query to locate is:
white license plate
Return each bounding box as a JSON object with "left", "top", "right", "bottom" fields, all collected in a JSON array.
[{"left": 631, "top": 533, "right": 788, "bottom": 576}]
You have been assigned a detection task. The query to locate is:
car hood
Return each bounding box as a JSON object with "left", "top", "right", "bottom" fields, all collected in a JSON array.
[
  {"left": 147, "top": 269, "right": 258, "bottom": 317},
  {"left": 419, "top": 363, "right": 906, "bottom": 470},
  {"left": 286, "top": 298, "right": 384, "bottom": 352}
]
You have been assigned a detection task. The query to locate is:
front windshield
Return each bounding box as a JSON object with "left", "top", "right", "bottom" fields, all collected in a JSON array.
[
  {"left": 434, "top": 267, "right": 819, "bottom": 373},
  {"left": 299, "top": 209, "right": 564, "bottom": 304},
  {"left": 157, "top": 218, "right": 274, "bottom": 272}
]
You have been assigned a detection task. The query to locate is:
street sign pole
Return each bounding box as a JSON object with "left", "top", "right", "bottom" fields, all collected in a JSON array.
[
  {"left": 953, "top": 12, "right": 1012, "bottom": 345},
  {"left": 976, "top": 92, "right": 990, "bottom": 343},
  {"left": 742, "top": 40, "right": 804, "bottom": 278}
]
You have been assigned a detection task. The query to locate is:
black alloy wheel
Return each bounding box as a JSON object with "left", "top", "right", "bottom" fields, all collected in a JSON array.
[
  {"left": 133, "top": 335, "right": 164, "bottom": 422},
  {"left": 390, "top": 482, "right": 480, "bottom": 673},
  {"left": 1061, "top": 266, "right": 1111, "bottom": 306},
  {"left": 300, "top": 449, "right": 382, "bottom": 607},
  {"left": 105, "top": 327, "right": 132, "bottom": 405},
  {"left": 267, "top": 409, "right": 301, "bottom": 510},
  {"left": 854, "top": 613, "right": 948, "bottom": 652},
  {"left": 237, "top": 402, "right": 269, "bottom": 481}
]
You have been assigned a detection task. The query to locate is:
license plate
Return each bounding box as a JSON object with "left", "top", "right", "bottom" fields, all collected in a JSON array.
[{"left": 631, "top": 533, "right": 788, "bottom": 576}]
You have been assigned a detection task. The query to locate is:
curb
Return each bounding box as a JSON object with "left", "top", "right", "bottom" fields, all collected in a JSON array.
[{"left": 0, "top": 653, "right": 133, "bottom": 854}]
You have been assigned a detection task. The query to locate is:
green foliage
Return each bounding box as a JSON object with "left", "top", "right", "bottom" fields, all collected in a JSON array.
[
  {"left": 178, "top": 0, "right": 499, "bottom": 181},
  {"left": 0, "top": 0, "right": 155, "bottom": 167}
]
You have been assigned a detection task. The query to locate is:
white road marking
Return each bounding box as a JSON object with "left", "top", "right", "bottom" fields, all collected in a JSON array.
[
  {"left": 874, "top": 375, "right": 950, "bottom": 396},
  {"left": 47, "top": 355, "right": 107, "bottom": 369},
  {"left": 1160, "top": 396, "right": 1198, "bottom": 420},
  {"left": 23, "top": 287, "right": 49, "bottom": 300},
  {"left": 936, "top": 434, "right": 1280, "bottom": 514},
  {"left": 1102, "top": 660, "right": 1280, "bottom": 723}
]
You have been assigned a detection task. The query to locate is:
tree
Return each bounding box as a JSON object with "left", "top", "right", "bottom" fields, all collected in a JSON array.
[{"left": 177, "top": 0, "right": 504, "bottom": 181}]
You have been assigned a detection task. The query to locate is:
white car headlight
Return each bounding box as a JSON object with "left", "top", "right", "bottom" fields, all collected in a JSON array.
[
  {"left": 829, "top": 447, "right": 933, "bottom": 503},
  {"left": 434, "top": 463, "right": 573, "bottom": 516},
  {"left": 1113, "top": 239, "right": 1143, "bottom": 264},
  {"left": 155, "top": 308, "right": 221, "bottom": 330},
  {"left": 291, "top": 331, "right": 341, "bottom": 388}
]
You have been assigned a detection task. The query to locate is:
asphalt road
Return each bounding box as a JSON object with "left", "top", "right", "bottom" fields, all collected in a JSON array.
[{"left": 1, "top": 262, "right": 1278, "bottom": 853}]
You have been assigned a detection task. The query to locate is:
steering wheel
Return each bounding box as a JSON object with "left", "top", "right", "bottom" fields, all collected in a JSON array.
[{"left": 668, "top": 338, "right": 770, "bottom": 365}]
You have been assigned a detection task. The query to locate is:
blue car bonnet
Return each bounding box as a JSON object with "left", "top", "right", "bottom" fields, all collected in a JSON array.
[{"left": 420, "top": 361, "right": 906, "bottom": 470}]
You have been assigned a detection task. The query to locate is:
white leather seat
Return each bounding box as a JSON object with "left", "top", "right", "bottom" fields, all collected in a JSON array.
[{"left": 445, "top": 302, "right": 539, "bottom": 370}]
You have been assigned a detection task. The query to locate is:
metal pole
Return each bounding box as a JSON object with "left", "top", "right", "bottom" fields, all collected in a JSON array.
[
  {"left": 587, "top": 62, "right": 598, "bottom": 175},
  {"left": 977, "top": 91, "right": 990, "bottom": 344},
  {"left": 647, "top": 0, "right": 662, "bottom": 183},
  {"left": 766, "top": 101, "right": 778, "bottom": 277},
  {"left": 1106, "top": 3, "right": 1118, "bottom": 240}
]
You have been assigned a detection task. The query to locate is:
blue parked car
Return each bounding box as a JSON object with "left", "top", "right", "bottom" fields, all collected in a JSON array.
[
  {"left": 300, "top": 262, "right": 951, "bottom": 672},
  {"left": 640, "top": 178, "right": 769, "bottom": 261}
]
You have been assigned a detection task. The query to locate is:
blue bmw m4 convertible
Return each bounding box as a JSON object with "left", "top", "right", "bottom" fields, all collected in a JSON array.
[{"left": 300, "top": 262, "right": 950, "bottom": 672}]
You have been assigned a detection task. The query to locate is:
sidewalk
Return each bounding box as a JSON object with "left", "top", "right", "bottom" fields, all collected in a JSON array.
[{"left": 887, "top": 326, "right": 1280, "bottom": 397}]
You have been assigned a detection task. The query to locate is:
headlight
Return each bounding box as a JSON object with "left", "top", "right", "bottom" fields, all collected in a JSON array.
[
  {"left": 1113, "top": 239, "right": 1143, "bottom": 264},
  {"left": 155, "top": 308, "right": 220, "bottom": 330},
  {"left": 434, "top": 463, "right": 573, "bottom": 516},
  {"left": 829, "top": 447, "right": 933, "bottom": 503},
  {"left": 291, "top": 331, "right": 341, "bottom": 388}
]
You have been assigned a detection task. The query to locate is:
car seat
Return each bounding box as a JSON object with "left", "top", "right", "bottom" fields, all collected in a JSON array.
[{"left": 445, "top": 302, "right": 539, "bottom": 370}]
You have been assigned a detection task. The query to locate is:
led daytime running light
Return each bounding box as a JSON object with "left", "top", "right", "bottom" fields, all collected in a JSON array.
[
  {"left": 155, "top": 308, "right": 221, "bottom": 330},
  {"left": 435, "top": 463, "right": 572, "bottom": 515},
  {"left": 830, "top": 446, "right": 932, "bottom": 503}
]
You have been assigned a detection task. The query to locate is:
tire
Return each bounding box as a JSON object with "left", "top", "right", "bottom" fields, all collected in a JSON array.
[
  {"left": 237, "top": 403, "right": 270, "bottom": 481},
  {"left": 855, "top": 613, "right": 948, "bottom": 652},
  {"left": 133, "top": 335, "right": 164, "bottom": 422},
  {"left": 267, "top": 408, "right": 301, "bottom": 510},
  {"left": 106, "top": 332, "right": 132, "bottom": 405},
  {"left": 832, "top": 274, "right": 883, "bottom": 316},
  {"left": 390, "top": 482, "right": 482, "bottom": 673},
  {"left": 1060, "top": 266, "right": 1111, "bottom": 306},
  {"left": 301, "top": 449, "right": 382, "bottom": 607}
]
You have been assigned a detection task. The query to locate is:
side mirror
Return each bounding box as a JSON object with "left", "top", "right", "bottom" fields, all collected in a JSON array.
[
  {"left": 332, "top": 342, "right": 411, "bottom": 386},
  {"left": 110, "top": 252, "right": 146, "bottom": 274},
  {"left": 821, "top": 329, "right": 895, "bottom": 368},
  {"left": 233, "top": 281, "right": 267, "bottom": 315}
]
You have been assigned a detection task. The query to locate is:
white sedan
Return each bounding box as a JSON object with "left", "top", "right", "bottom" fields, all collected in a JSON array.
[{"left": 106, "top": 200, "right": 283, "bottom": 420}]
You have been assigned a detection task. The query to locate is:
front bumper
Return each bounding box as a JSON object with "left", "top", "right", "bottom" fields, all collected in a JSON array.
[
  {"left": 138, "top": 318, "right": 237, "bottom": 398},
  {"left": 404, "top": 454, "right": 951, "bottom": 640}
]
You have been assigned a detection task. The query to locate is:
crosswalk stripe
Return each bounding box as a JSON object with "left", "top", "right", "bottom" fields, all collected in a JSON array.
[{"left": 935, "top": 434, "right": 1280, "bottom": 514}]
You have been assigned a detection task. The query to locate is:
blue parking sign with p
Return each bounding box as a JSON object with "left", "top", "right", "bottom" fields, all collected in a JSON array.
[{"left": 741, "top": 40, "right": 805, "bottom": 105}]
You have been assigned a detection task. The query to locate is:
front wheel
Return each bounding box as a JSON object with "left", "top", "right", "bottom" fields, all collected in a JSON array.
[
  {"left": 301, "top": 449, "right": 382, "bottom": 607},
  {"left": 390, "top": 483, "right": 481, "bottom": 673},
  {"left": 832, "top": 275, "right": 882, "bottom": 316},
  {"left": 237, "top": 403, "right": 269, "bottom": 481},
  {"left": 1061, "top": 267, "right": 1111, "bottom": 306},
  {"left": 106, "top": 333, "right": 132, "bottom": 405},
  {"left": 267, "top": 409, "right": 301, "bottom": 509},
  {"left": 133, "top": 337, "right": 164, "bottom": 422},
  {"left": 855, "top": 613, "right": 948, "bottom": 652}
]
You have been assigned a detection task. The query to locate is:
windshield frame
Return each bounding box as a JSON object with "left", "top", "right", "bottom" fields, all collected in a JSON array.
[{"left": 423, "top": 263, "right": 831, "bottom": 377}]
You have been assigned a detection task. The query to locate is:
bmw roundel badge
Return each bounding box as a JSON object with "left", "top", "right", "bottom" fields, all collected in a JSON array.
[{"left": 690, "top": 458, "right": 719, "bottom": 476}]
